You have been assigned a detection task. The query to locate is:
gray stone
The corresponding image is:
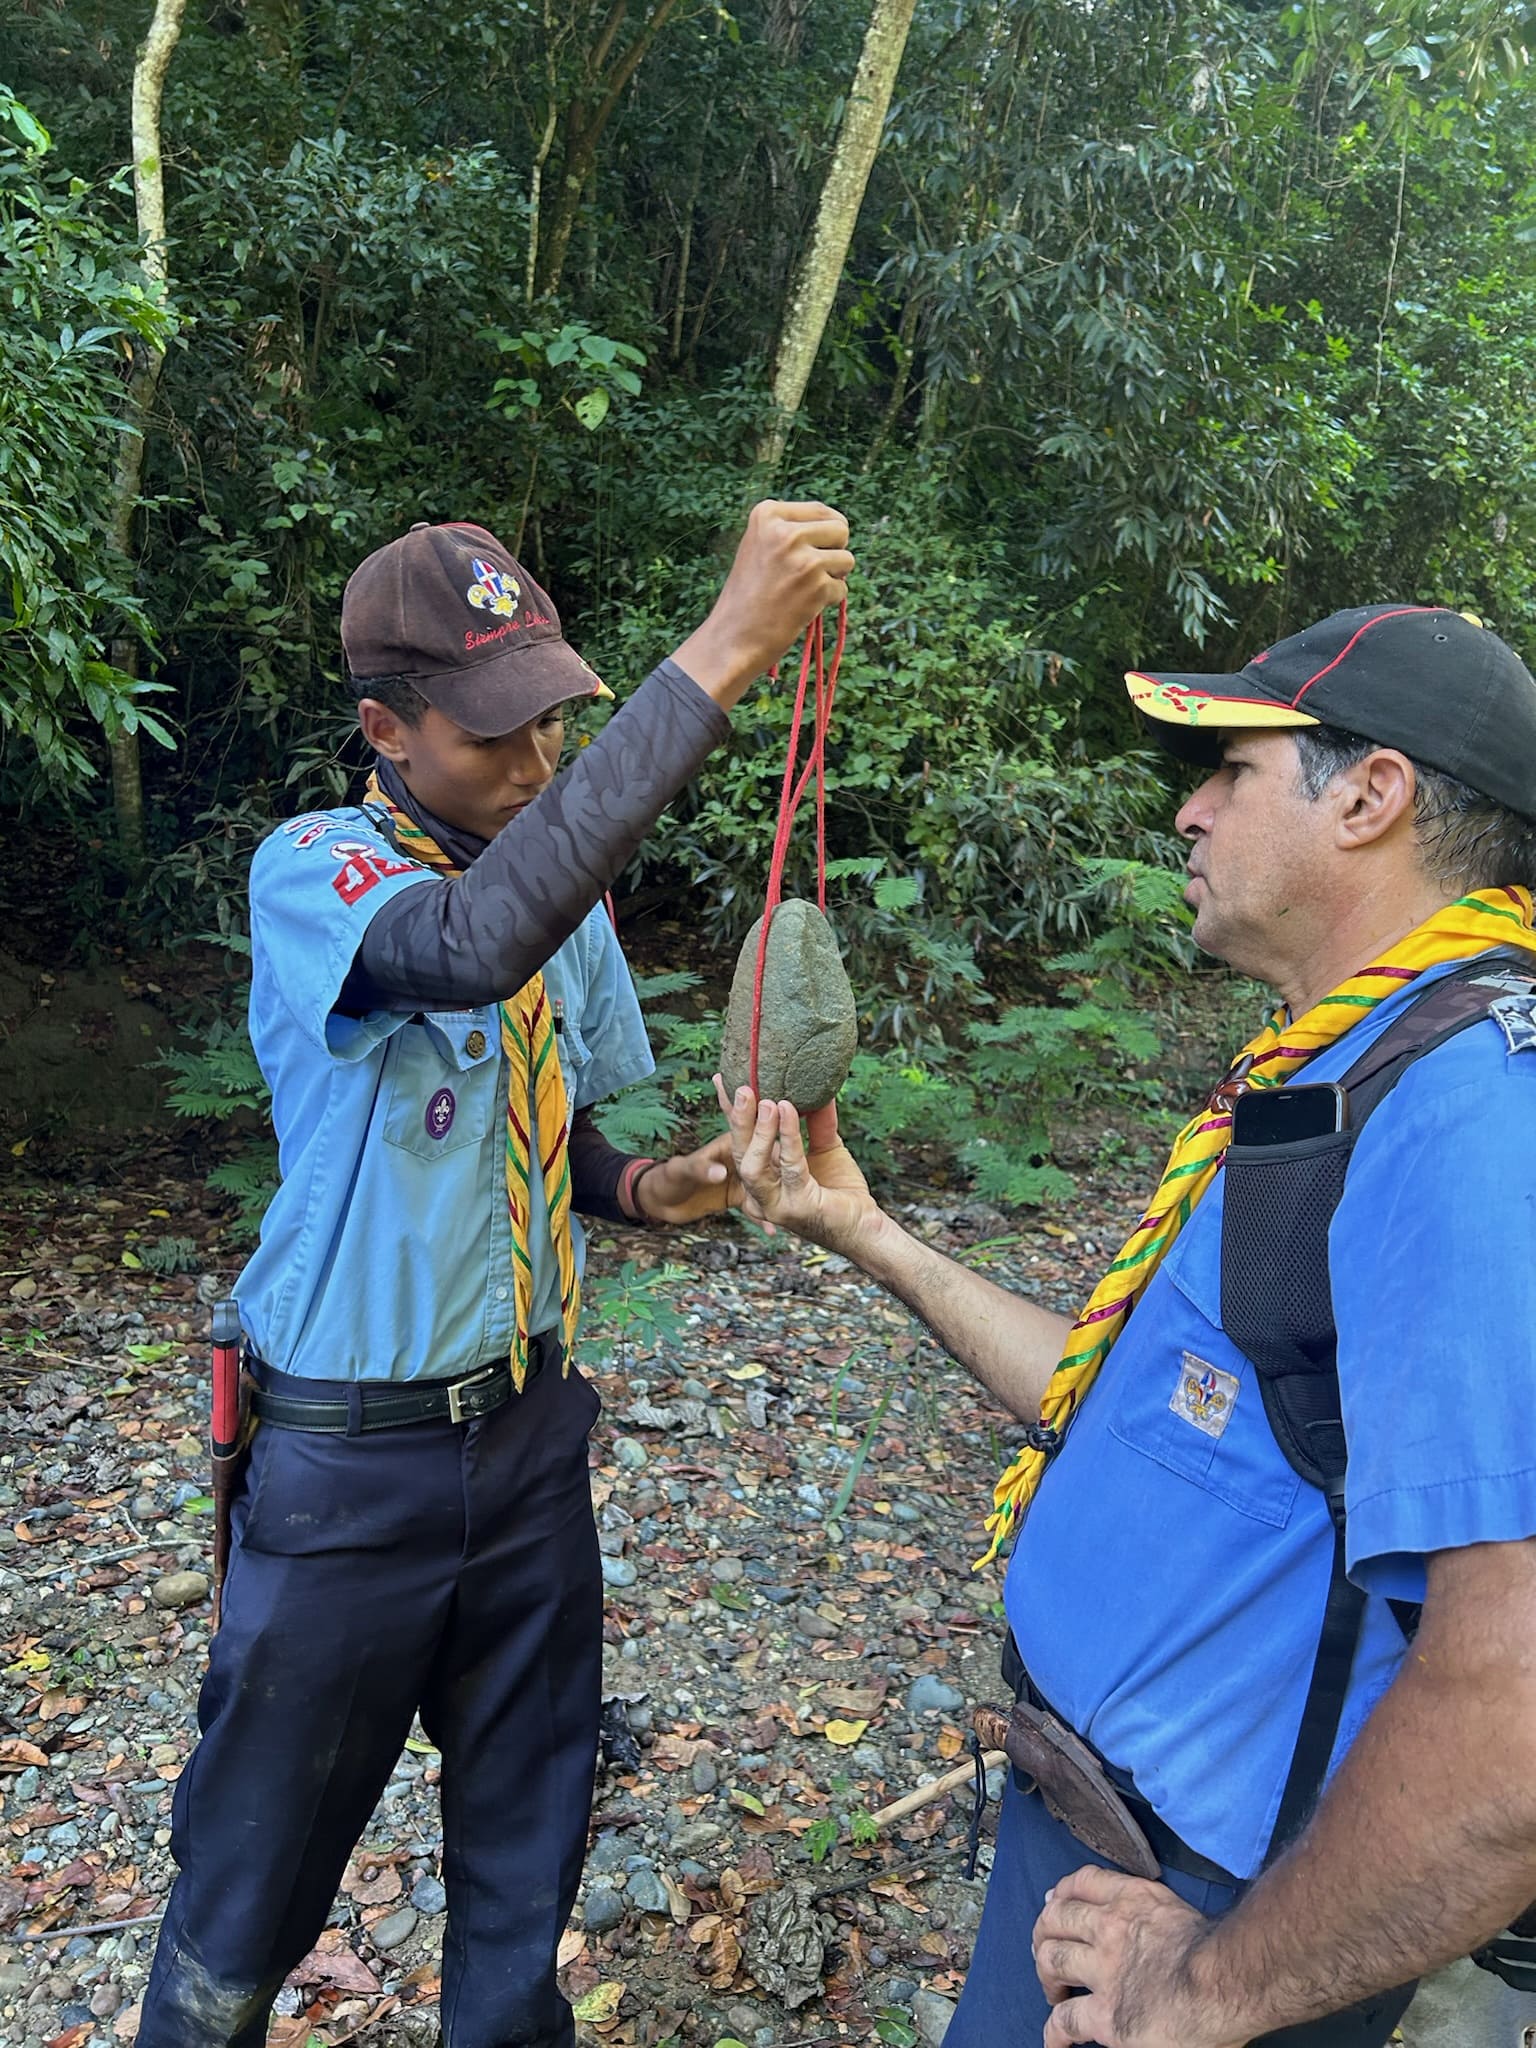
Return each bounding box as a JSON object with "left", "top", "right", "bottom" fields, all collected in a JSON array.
[
  {"left": 370, "top": 1906, "right": 418, "bottom": 1952},
  {"left": 709, "top": 1555, "right": 745, "bottom": 1583},
  {"left": 150, "top": 1570, "right": 209, "bottom": 1609},
  {"left": 690, "top": 1755, "right": 719, "bottom": 1795},
  {"left": 601, "top": 1555, "right": 638, "bottom": 1589},
  {"left": 582, "top": 1884, "right": 625, "bottom": 1934},
  {"left": 12, "top": 1765, "right": 40, "bottom": 1802},
  {"left": 670, "top": 1820, "right": 723, "bottom": 1854},
  {"left": 905, "top": 1674, "right": 964, "bottom": 1716},
  {"left": 410, "top": 1875, "right": 447, "bottom": 1916},
  {"left": 885, "top": 1978, "right": 920, "bottom": 2007},
  {"left": 913, "top": 1989, "right": 957, "bottom": 2046},
  {"left": 613, "top": 1437, "right": 648, "bottom": 1471},
  {"left": 949, "top": 1891, "right": 984, "bottom": 1933},
  {"left": 625, "top": 1866, "right": 672, "bottom": 1915},
  {"left": 89, "top": 1983, "right": 123, "bottom": 2020},
  {"left": 720, "top": 899, "right": 857, "bottom": 1111},
  {"left": 587, "top": 1833, "right": 630, "bottom": 1874}
]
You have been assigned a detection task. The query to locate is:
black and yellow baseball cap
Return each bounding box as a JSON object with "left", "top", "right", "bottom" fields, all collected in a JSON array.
[{"left": 1127, "top": 604, "right": 1536, "bottom": 819}]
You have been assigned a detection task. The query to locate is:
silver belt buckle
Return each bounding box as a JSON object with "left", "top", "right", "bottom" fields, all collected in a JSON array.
[{"left": 447, "top": 1363, "right": 498, "bottom": 1425}]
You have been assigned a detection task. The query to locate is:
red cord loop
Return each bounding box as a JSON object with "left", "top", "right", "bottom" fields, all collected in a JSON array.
[{"left": 747, "top": 601, "right": 848, "bottom": 1095}]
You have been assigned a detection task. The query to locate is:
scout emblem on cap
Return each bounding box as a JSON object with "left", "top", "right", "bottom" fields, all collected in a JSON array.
[
  {"left": 1170, "top": 1352, "right": 1239, "bottom": 1439},
  {"left": 467, "top": 559, "right": 519, "bottom": 617}
]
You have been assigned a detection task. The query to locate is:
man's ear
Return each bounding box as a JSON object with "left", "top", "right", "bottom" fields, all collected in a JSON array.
[
  {"left": 1336, "top": 748, "right": 1416, "bottom": 850},
  {"left": 358, "top": 698, "right": 410, "bottom": 763}
]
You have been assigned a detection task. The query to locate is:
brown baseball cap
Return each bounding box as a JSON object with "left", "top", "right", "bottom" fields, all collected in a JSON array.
[{"left": 342, "top": 520, "right": 613, "bottom": 737}]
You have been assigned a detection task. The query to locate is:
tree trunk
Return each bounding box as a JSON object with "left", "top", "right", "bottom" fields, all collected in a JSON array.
[
  {"left": 759, "top": 0, "right": 918, "bottom": 470},
  {"left": 531, "top": 0, "right": 683, "bottom": 300},
  {"left": 106, "top": 0, "right": 187, "bottom": 871}
]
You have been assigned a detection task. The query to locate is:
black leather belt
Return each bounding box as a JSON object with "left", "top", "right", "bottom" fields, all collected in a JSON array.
[
  {"left": 250, "top": 1338, "right": 557, "bottom": 1435},
  {"left": 1002, "top": 1633, "right": 1240, "bottom": 1890}
]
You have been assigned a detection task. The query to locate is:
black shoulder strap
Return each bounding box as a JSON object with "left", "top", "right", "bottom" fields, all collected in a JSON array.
[{"left": 1219, "top": 947, "right": 1536, "bottom": 1862}]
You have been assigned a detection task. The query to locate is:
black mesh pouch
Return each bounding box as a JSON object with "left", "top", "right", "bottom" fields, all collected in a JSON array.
[{"left": 1220, "top": 1127, "right": 1357, "bottom": 1491}]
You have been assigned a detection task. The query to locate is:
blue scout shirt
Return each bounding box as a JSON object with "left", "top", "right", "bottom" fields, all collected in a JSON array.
[
  {"left": 235, "top": 806, "right": 654, "bottom": 1379},
  {"left": 1007, "top": 959, "right": 1536, "bottom": 1881}
]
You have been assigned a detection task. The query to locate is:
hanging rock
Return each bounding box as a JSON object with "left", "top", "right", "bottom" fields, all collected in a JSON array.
[{"left": 720, "top": 898, "right": 857, "bottom": 1111}]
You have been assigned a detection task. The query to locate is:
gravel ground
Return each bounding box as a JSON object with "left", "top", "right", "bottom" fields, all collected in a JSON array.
[{"left": 0, "top": 1163, "right": 1122, "bottom": 2048}]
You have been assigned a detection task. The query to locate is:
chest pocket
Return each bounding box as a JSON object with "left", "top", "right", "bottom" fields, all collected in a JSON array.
[
  {"left": 1107, "top": 1211, "right": 1302, "bottom": 1529},
  {"left": 381, "top": 1010, "right": 502, "bottom": 1161}
]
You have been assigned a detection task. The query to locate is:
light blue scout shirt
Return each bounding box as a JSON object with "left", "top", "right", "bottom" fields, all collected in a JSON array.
[
  {"left": 1006, "top": 959, "right": 1536, "bottom": 1881},
  {"left": 235, "top": 806, "right": 654, "bottom": 1380}
]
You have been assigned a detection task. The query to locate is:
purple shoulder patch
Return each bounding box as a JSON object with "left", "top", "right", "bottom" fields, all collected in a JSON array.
[{"left": 425, "top": 1087, "right": 457, "bottom": 1140}]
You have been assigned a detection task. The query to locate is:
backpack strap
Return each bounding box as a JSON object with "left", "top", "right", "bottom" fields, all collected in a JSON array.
[{"left": 1219, "top": 948, "right": 1536, "bottom": 1863}]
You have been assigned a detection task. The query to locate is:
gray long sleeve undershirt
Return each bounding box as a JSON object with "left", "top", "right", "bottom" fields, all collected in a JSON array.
[{"left": 344, "top": 658, "right": 728, "bottom": 1013}]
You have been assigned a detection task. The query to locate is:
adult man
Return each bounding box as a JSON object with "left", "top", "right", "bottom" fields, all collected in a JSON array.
[
  {"left": 720, "top": 605, "right": 1536, "bottom": 2047},
  {"left": 137, "top": 501, "right": 853, "bottom": 2048}
]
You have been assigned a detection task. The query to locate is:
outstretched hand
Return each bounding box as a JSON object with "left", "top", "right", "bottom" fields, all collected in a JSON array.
[
  {"left": 632, "top": 1130, "right": 744, "bottom": 1225},
  {"left": 713, "top": 1078, "right": 879, "bottom": 1254}
]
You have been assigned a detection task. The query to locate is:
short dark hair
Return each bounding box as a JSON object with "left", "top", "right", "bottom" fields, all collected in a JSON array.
[
  {"left": 1293, "top": 724, "right": 1536, "bottom": 893},
  {"left": 348, "top": 671, "right": 429, "bottom": 728}
]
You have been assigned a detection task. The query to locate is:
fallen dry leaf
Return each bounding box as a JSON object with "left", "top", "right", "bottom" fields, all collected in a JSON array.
[
  {"left": 341, "top": 1858, "right": 402, "bottom": 1907},
  {"left": 818, "top": 1685, "right": 886, "bottom": 1718},
  {"left": 699, "top": 1918, "right": 743, "bottom": 1989},
  {"left": 822, "top": 1718, "right": 868, "bottom": 1746},
  {"left": 570, "top": 1981, "right": 624, "bottom": 2023},
  {"left": 0, "top": 1739, "right": 49, "bottom": 1771},
  {"left": 286, "top": 1944, "right": 381, "bottom": 1998}
]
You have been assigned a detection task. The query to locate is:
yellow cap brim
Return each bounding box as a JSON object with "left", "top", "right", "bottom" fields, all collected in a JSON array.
[{"left": 1125, "top": 671, "right": 1320, "bottom": 734}]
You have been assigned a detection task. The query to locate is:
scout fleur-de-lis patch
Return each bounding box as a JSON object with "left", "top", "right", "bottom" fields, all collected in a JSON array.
[
  {"left": 467, "top": 557, "right": 519, "bottom": 617},
  {"left": 1170, "top": 1351, "right": 1239, "bottom": 1440}
]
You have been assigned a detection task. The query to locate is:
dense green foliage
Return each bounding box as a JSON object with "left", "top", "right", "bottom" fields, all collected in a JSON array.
[{"left": 6, "top": 0, "right": 1536, "bottom": 1197}]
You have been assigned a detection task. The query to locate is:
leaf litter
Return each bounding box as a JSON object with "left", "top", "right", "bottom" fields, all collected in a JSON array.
[{"left": 0, "top": 1151, "right": 1129, "bottom": 2045}]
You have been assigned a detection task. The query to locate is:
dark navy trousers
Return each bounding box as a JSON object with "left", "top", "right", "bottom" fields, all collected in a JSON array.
[
  {"left": 137, "top": 1360, "right": 603, "bottom": 2048},
  {"left": 947, "top": 1770, "right": 1414, "bottom": 2048}
]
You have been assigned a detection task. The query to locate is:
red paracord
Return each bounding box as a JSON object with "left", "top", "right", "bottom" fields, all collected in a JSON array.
[{"left": 748, "top": 600, "right": 848, "bottom": 1095}]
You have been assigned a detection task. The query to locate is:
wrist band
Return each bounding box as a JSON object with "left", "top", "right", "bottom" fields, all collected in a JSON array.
[{"left": 619, "top": 1157, "right": 659, "bottom": 1221}]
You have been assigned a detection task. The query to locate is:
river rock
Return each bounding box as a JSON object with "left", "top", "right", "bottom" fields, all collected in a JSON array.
[
  {"left": 583, "top": 1883, "right": 624, "bottom": 1934},
  {"left": 151, "top": 1570, "right": 209, "bottom": 1609},
  {"left": 720, "top": 899, "right": 857, "bottom": 1111},
  {"left": 914, "top": 1989, "right": 957, "bottom": 2045}
]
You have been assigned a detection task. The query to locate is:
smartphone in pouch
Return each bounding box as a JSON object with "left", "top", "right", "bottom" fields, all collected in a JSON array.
[{"left": 1231, "top": 1082, "right": 1349, "bottom": 1145}]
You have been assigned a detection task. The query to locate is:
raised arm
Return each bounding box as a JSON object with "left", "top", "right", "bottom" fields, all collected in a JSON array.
[
  {"left": 349, "top": 501, "right": 854, "bottom": 1012},
  {"left": 719, "top": 1086, "right": 1069, "bottom": 1422}
]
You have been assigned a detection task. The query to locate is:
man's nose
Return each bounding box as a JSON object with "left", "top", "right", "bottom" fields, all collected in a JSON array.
[{"left": 1175, "top": 776, "right": 1218, "bottom": 841}]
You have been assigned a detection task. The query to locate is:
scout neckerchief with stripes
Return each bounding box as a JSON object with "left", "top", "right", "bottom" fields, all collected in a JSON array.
[
  {"left": 363, "top": 771, "right": 578, "bottom": 1389},
  {"left": 978, "top": 886, "right": 1536, "bottom": 1567}
]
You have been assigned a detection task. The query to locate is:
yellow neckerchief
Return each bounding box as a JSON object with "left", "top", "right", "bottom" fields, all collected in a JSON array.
[
  {"left": 978, "top": 887, "right": 1536, "bottom": 1567},
  {"left": 364, "top": 771, "right": 578, "bottom": 1389}
]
